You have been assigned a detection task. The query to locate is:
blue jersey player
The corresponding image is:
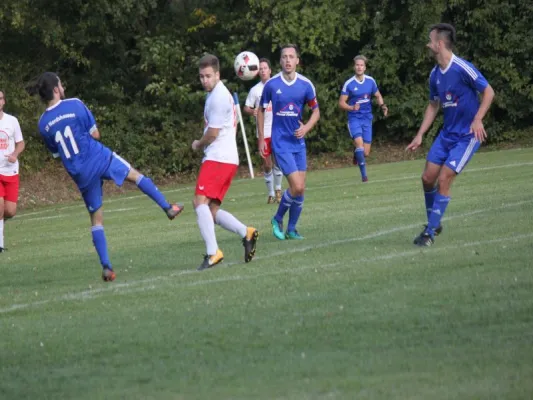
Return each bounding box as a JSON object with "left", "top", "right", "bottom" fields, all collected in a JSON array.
[
  {"left": 31, "top": 72, "right": 184, "bottom": 281},
  {"left": 407, "top": 24, "right": 495, "bottom": 246},
  {"left": 257, "top": 44, "right": 320, "bottom": 240},
  {"left": 339, "top": 55, "right": 388, "bottom": 182}
]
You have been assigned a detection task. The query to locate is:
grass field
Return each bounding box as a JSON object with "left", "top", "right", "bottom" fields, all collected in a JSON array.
[{"left": 1, "top": 148, "right": 533, "bottom": 399}]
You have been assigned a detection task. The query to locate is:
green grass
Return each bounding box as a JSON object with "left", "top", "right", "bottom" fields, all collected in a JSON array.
[{"left": 1, "top": 148, "right": 533, "bottom": 399}]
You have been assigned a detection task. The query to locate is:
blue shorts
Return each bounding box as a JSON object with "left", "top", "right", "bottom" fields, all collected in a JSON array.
[
  {"left": 274, "top": 150, "right": 307, "bottom": 176},
  {"left": 427, "top": 132, "right": 480, "bottom": 174},
  {"left": 348, "top": 118, "right": 372, "bottom": 144},
  {"left": 81, "top": 153, "right": 131, "bottom": 213}
]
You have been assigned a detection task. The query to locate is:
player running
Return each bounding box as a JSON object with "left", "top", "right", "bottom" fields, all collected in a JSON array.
[
  {"left": 407, "top": 23, "right": 495, "bottom": 246},
  {"left": 0, "top": 89, "right": 25, "bottom": 253},
  {"left": 243, "top": 58, "right": 283, "bottom": 204},
  {"left": 338, "top": 55, "right": 388, "bottom": 182},
  {"left": 192, "top": 54, "right": 258, "bottom": 271},
  {"left": 258, "top": 44, "right": 320, "bottom": 240},
  {"left": 30, "top": 72, "right": 184, "bottom": 281}
]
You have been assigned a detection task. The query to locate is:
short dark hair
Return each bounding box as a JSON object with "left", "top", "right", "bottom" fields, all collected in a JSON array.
[
  {"left": 281, "top": 44, "right": 300, "bottom": 57},
  {"left": 429, "top": 23, "right": 456, "bottom": 49},
  {"left": 199, "top": 54, "right": 220, "bottom": 72},
  {"left": 259, "top": 58, "right": 271, "bottom": 69},
  {"left": 26, "top": 72, "right": 60, "bottom": 102}
]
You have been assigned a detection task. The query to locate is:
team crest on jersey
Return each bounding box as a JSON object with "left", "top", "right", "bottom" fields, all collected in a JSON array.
[
  {"left": 276, "top": 103, "right": 300, "bottom": 117},
  {"left": 0, "top": 131, "right": 8, "bottom": 150}
]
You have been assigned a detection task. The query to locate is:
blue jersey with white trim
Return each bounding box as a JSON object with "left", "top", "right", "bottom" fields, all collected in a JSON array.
[
  {"left": 38, "top": 98, "right": 112, "bottom": 190},
  {"left": 260, "top": 73, "right": 318, "bottom": 153},
  {"left": 340, "top": 75, "right": 378, "bottom": 120},
  {"left": 429, "top": 54, "right": 489, "bottom": 136}
]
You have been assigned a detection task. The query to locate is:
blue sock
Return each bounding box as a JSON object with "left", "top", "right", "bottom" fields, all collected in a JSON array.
[
  {"left": 275, "top": 190, "right": 294, "bottom": 223},
  {"left": 136, "top": 175, "right": 170, "bottom": 211},
  {"left": 424, "top": 187, "right": 438, "bottom": 221},
  {"left": 91, "top": 226, "right": 111, "bottom": 269},
  {"left": 355, "top": 148, "right": 367, "bottom": 178},
  {"left": 287, "top": 195, "right": 304, "bottom": 232},
  {"left": 427, "top": 193, "right": 450, "bottom": 234}
]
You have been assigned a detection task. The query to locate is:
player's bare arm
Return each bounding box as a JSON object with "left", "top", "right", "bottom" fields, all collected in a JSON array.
[
  {"left": 257, "top": 106, "right": 267, "bottom": 155},
  {"left": 374, "top": 91, "right": 388, "bottom": 117},
  {"left": 192, "top": 127, "right": 220, "bottom": 151},
  {"left": 243, "top": 105, "right": 257, "bottom": 117},
  {"left": 406, "top": 100, "right": 440, "bottom": 151},
  {"left": 470, "top": 84, "right": 495, "bottom": 142},
  {"left": 295, "top": 107, "right": 320, "bottom": 139},
  {"left": 5, "top": 140, "right": 25, "bottom": 163},
  {"left": 91, "top": 129, "right": 101, "bottom": 140},
  {"left": 338, "top": 94, "right": 359, "bottom": 112}
]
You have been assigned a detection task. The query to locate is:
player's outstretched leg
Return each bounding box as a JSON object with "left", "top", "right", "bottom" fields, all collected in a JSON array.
[
  {"left": 90, "top": 216, "right": 115, "bottom": 281},
  {"left": 214, "top": 209, "right": 258, "bottom": 262}
]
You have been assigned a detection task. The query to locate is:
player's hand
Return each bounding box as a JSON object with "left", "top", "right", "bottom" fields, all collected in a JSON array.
[
  {"left": 381, "top": 105, "right": 388, "bottom": 117},
  {"left": 192, "top": 140, "right": 201, "bottom": 151},
  {"left": 253, "top": 108, "right": 258, "bottom": 117},
  {"left": 4, "top": 153, "right": 17, "bottom": 163},
  {"left": 470, "top": 119, "right": 487, "bottom": 143},
  {"left": 352, "top": 103, "right": 360, "bottom": 111},
  {"left": 258, "top": 138, "right": 268, "bottom": 158},
  {"left": 294, "top": 121, "right": 308, "bottom": 139},
  {"left": 406, "top": 134, "right": 423, "bottom": 151}
]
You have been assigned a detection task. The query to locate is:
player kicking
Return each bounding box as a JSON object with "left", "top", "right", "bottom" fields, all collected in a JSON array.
[
  {"left": 30, "top": 72, "right": 184, "bottom": 281},
  {"left": 258, "top": 44, "right": 320, "bottom": 240},
  {"left": 407, "top": 23, "right": 495, "bottom": 246},
  {"left": 0, "top": 90, "right": 25, "bottom": 253},
  {"left": 243, "top": 58, "right": 283, "bottom": 204},
  {"left": 192, "top": 54, "right": 258, "bottom": 271},
  {"left": 338, "top": 55, "right": 388, "bottom": 182}
]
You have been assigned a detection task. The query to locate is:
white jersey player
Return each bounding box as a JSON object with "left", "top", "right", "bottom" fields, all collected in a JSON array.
[
  {"left": 243, "top": 58, "right": 283, "bottom": 204},
  {"left": 192, "top": 54, "right": 259, "bottom": 271},
  {"left": 0, "top": 90, "right": 25, "bottom": 253}
]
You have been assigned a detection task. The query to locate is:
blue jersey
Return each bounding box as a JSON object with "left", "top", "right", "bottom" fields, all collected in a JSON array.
[
  {"left": 340, "top": 75, "right": 378, "bottom": 120},
  {"left": 38, "top": 98, "right": 112, "bottom": 190},
  {"left": 429, "top": 54, "right": 489, "bottom": 136},
  {"left": 260, "top": 73, "right": 318, "bottom": 153}
]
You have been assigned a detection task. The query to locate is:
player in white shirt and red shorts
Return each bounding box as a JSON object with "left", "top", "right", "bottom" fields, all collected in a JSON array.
[
  {"left": 243, "top": 58, "right": 283, "bottom": 204},
  {"left": 0, "top": 90, "right": 25, "bottom": 253},
  {"left": 192, "top": 54, "right": 259, "bottom": 271}
]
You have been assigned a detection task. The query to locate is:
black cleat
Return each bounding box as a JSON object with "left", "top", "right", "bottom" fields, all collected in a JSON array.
[
  {"left": 413, "top": 231, "right": 435, "bottom": 246},
  {"left": 197, "top": 249, "right": 224, "bottom": 271},
  {"left": 242, "top": 227, "right": 259, "bottom": 263},
  {"left": 424, "top": 224, "right": 443, "bottom": 236},
  {"left": 166, "top": 203, "right": 184, "bottom": 220}
]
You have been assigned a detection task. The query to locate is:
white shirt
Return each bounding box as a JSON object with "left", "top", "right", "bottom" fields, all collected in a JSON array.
[
  {"left": 203, "top": 81, "right": 239, "bottom": 165},
  {"left": 0, "top": 113, "right": 24, "bottom": 176},
  {"left": 245, "top": 81, "right": 273, "bottom": 138}
]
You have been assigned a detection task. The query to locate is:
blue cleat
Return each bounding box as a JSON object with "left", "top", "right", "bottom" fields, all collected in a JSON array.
[
  {"left": 285, "top": 230, "right": 304, "bottom": 240},
  {"left": 271, "top": 217, "right": 285, "bottom": 240}
]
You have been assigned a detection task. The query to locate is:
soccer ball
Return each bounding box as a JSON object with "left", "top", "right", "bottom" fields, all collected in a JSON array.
[{"left": 234, "top": 51, "right": 260, "bottom": 81}]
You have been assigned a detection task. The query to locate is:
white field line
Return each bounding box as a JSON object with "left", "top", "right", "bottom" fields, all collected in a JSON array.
[
  {"left": 14, "top": 161, "right": 533, "bottom": 221},
  {"left": 1, "top": 199, "right": 531, "bottom": 315}
]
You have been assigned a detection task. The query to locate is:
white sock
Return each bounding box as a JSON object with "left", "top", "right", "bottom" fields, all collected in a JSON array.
[
  {"left": 215, "top": 209, "right": 247, "bottom": 238},
  {"left": 195, "top": 204, "right": 218, "bottom": 255},
  {"left": 0, "top": 219, "right": 4, "bottom": 248},
  {"left": 264, "top": 170, "right": 274, "bottom": 196},
  {"left": 273, "top": 165, "right": 283, "bottom": 191}
]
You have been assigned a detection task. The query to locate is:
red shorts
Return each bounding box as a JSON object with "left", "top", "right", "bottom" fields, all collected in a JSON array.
[
  {"left": 195, "top": 160, "right": 238, "bottom": 203},
  {"left": 260, "top": 137, "right": 272, "bottom": 158},
  {"left": 0, "top": 174, "right": 19, "bottom": 203}
]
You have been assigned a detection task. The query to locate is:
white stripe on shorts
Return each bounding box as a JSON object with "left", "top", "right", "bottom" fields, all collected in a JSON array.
[
  {"left": 456, "top": 138, "right": 477, "bottom": 173},
  {"left": 112, "top": 152, "right": 131, "bottom": 169}
]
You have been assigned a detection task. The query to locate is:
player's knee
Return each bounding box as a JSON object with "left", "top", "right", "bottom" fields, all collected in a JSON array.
[
  {"left": 364, "top": 149, "right": 370, "bottom": 157},
  {"left": 292, "top": 183, "right": 305, "bottom": 196},
  {"left": 437, "top": 173, "right": 455, "bottom": 191},
  {"left": 4, "top": 208, "right": 17, "bottom": 219},
  {"left": 421, "top": 172, "right": 437, "bottom": 187}
]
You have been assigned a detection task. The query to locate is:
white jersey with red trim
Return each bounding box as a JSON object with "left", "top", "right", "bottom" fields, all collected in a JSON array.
[
  {"left": 203, "top": 81, "right": 239, "bottom": 165},
  {"left": 245, "top": 81, "right": 273, "bottom": 138},
  {"left": 0, "top": 113, "right": 23, "bottom": 176}
]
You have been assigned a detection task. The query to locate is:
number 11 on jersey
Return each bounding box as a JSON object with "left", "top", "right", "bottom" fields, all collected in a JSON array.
[{"left": 55, "top": 126, "right": 80, "bottom": 159}]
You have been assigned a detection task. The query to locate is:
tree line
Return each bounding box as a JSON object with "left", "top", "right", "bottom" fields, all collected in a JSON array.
[{"left": 1, "top": 0, "right": 531, "bottom": 176}]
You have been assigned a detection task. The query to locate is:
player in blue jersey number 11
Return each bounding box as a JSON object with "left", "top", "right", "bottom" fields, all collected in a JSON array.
[
  {"left": 29, "top": 72, "right": 184, "bottom": 281},
  {"left": 406, "top": 24, "right": 495, "bottom": 246}
]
